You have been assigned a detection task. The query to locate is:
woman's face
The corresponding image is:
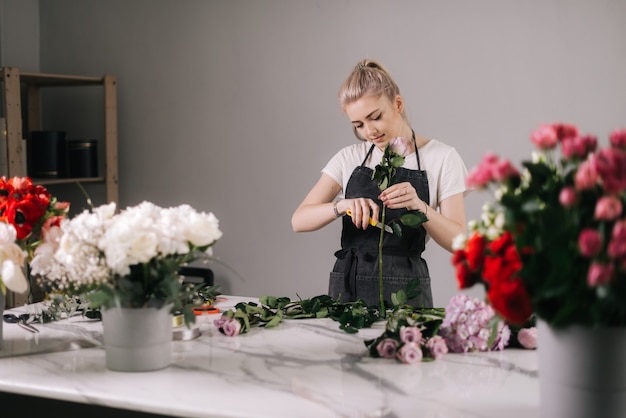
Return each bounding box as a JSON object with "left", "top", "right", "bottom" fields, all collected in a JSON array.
[{"left": 344, "top": 94, "right": 406, "bottom": 149}]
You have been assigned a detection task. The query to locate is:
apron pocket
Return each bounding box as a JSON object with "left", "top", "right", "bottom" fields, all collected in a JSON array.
[{"left": 355, "top": 275, "right": 433, "bottom": 308}]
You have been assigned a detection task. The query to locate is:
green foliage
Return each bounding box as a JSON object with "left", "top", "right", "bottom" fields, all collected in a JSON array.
[{"left": 219, "top": 279, "right": 441, "bottom": 336}]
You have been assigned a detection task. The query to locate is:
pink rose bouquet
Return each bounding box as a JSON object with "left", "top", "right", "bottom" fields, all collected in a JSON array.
[{"left": 453, "top": 123, "right": 626, "bottom": 329}]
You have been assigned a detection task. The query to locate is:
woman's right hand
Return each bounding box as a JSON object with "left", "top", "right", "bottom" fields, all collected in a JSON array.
[{"left": 337, "top": 198, "right": 380, "bottom": 230}]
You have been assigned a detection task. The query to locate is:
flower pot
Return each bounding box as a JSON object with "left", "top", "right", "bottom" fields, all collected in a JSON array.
[
  {"left": 101, "top": 304, "right": 173, "bottom": 372},
  {"left": 538, "top": 320, "right": 626, "bottom": 418}
]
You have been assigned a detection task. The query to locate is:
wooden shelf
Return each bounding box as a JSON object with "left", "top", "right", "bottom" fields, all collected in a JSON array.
[{"left": 1, "top": 66, "right": 119, "bottom": 308}]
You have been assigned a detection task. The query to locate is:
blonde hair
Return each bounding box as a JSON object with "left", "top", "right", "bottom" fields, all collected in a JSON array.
[{"left": 338, "top": 59, "right": 406, "bottom": 141}]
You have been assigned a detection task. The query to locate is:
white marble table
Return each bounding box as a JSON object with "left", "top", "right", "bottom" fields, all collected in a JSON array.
[{"left": 0, "top": 296, "right": 539, "bottom": 418}]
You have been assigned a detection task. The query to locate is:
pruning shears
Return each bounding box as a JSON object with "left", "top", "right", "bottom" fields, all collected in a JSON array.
[{"left": 345, "top": 209, "right": 393, "bottom": 233}]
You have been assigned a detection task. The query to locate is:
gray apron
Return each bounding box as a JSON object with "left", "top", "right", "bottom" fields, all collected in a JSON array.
[{"left": 329, "top": 138, "right": 433, "bottom": 308}]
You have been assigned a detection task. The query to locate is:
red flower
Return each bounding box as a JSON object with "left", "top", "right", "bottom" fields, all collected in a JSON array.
[
  {"left": 465, "top": 232, "right": 486, "bottom": 272},
  {"left": 482, "top": 233, "right": 522, "bottom": 286},
  {"left": 487, "top": 277, "right": 533, "bottom": 325}
]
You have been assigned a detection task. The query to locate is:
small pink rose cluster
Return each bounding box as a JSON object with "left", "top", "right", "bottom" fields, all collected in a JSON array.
[
  {"left": 439, "top": 293, "right": 511, "bottom": 353},
  {"left": 375, "top": 325, "right": 448, "bottom": 365},
  {"left": 466, "top": 153, "right": 520, "bottom": 189},
  {"left": 214, "top": 315, "right": 243, "bottom": 337}
]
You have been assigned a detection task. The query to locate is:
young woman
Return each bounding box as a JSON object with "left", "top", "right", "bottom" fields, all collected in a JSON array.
[{"left": 291, "top": 59, "right": 468, "bottom": 307}]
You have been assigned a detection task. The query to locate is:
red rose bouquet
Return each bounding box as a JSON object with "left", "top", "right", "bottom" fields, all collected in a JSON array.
[
  {"left": 452, "top": 124, "right": 626, "bottom": 328},
  {"left": 0, "top": 176, "right": 69, "bottom": 295}
]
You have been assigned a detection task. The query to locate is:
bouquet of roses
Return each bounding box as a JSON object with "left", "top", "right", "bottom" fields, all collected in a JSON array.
[{"left": 452, "top": 123, "right": 626, "bottom": 329}]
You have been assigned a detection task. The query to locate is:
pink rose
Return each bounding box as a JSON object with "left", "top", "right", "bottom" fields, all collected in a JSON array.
[
  {"left": 561, "top": 135, "right": 597, "bottom": 160},
  {"left": 530, "top": 124, "right": 558, "bottom": 150},
  {"left": 594, "top": 196, "right": 623, "bottom": 221},
  {"left": 574, "top": 160, "right": 599, "bottom": 190},
  {"left": 517, "top": 327, "right": 538, "bottom": 349},
  {"left": 221, "top": 318, "right": 242, "bottom": 337},
  {"left": 466, "top": 154, "right": 497, "bottom": 189},
  {"left": 395, "top": 342, "right": 423, "bottom": 364},
  {"left": 610, "top": 128, "right": 626, "bottom": 150},
  {"left": 491, "top": 159, "right": 520, "bottom": 182},
  {"left": 553, "top": 123, "right": 579, "bottom": 141},
  {"left": 425, "top": 335, "right": 448, "bottom": 359},
  {"left": 559, "top": 186, "right": 577, "bottom": 207},
  {"left": 399, "top": 326, "right": 422, "bottom": 344},
  {"left": 587, "top": 262, "right": 615, "bottom": 287},
  {"left": 466, "top": 165, "right": 492, "bottom": 189},
  {"left": 389, "top": 137, "right": 411, "bottom": 157},
  {"left": 213, "top": 315, "right": 228, "bottom": 329},
  {"left": 591, "top": 148, "right": 626, "bottom": 194},
  {"left": 578, "top": 228, "right": 603, "bottom": 257},
  {"left": 376, "top": 338, "right": 398, "bottom": 359},
  {"left": 608, "top": 220, "right": 626, "bottom": 259}
]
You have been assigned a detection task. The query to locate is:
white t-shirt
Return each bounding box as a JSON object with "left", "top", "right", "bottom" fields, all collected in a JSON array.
[{"left": 322, "top": 139, "right": 469, "bottom": 210}]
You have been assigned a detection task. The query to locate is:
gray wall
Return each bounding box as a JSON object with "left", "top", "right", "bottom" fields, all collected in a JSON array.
[{"left": 2, "top": 0, "right": 625, "bottom": 307}]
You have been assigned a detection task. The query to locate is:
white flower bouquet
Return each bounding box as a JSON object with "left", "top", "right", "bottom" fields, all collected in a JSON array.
[{"left": 30, "top": 201, "right": 222, "bottom": 322}]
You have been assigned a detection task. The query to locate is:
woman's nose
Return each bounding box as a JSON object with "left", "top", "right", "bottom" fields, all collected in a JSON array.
[{"left": 364, "top": 123, "right": 377, "bottom": 137}]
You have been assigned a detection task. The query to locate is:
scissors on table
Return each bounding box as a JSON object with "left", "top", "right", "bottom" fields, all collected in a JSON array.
[{"left": 3, "top": 313, "right": 40, "bottom": 333}]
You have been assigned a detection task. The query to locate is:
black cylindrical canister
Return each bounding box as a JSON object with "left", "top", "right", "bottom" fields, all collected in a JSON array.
[
  {"left": 67, "top": 139, "right": 98, "bottom": 178},
  {"left": 27, "top": 130, "right": 67, "bottom": 178}
]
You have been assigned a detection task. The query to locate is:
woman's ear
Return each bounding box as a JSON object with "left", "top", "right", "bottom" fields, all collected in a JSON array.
[{"left": 394, "top": 95, "right": 404, "bottom": 114}]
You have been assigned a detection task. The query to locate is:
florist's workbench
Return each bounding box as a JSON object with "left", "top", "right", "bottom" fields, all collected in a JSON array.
[{"left": 0, "top": 296, "right": 539, "bottom": 418}]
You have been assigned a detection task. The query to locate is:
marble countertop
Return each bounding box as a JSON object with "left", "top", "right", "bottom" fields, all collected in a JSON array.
[{"left": 0, "top": 296, "right": 539, "bottom": 418}]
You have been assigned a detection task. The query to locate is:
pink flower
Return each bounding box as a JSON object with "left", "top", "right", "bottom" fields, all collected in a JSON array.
[
  {"left": 531, "top": 124, "right": 558, "bottom": 150},
  {"left": 517, "top": 327, "right": 538, "bottom": 349},
  {"left": 389, "top": 137, "right": 411, "bottom": 157},
  {"left": 213, "top": 315, "right": 228, "bottom": 329},
  {"left": 587, "top": 262, "right": 615, "bottom": 287},
  {"left": 376, "top": 338, "right": 398, "bottom": 359},
  {"left": 574, "top": 159, "right": 599, "bottom": 190},
  {"left": 466, "top": 154, "right": 497, "bottom": 189},
  {"left": 425, "top": 335, "right": 448, "bottom": 359},
  {"left": 561, "top": 135, "right": 597, "bottom": 159},
  {"left": 591, "top": 148, "right": 626, "bottom": 194},
  {"left": 399, "top": 326, "right": 422, "bottom": 344},
  {"left": 594, "top": 196, "right": 623, "bottom": 221},
  {"left": 221, "top": 318, "right": 242, "bottom": 337},
  {"left": 492, "top": 159, "right": 520, "bottom": 182},
  {"left": 395, "top": 342, "right": 423, "bottom": 364},
  {"left": 608, "top": 220, "right": 626, "bottom": 260},
  {"left": 578, "top": 228, "right": 603, "bottom": 258},
  {"left": 610, "top": 128, "right": 626, "bottom": 150},
  {"left": 466, "top": 153, "right": 519, "bottom": 189},
  {"left": 559, "top": 186, "right": 578, "bottom": 207},
  {"left": 553, "top": 123, "right": 579, "bottom": 141}
]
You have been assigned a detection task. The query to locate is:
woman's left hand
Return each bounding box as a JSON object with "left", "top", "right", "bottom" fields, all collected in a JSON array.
[{"left": 379, "top": 182, "right": 420, "bottom": 210}]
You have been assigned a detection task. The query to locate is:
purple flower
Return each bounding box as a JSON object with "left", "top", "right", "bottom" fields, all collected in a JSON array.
[
  {"left": 399, "top": 326, "right": 422, "bottom": 344},
  {"left": 221, "top": 317, "right": 242, "bottom": 337},
  {"left": 395, "top": 342, "right": 423, "bottom": 364},
  {"left": 440, "top": 293, "right": 510, "bottom": 353},
  {"left": 213, "top": 314, "right": 229, "bottom": 329},
  {"left": 376, "top": 338, "right": 398, "bottom": 358},
  {"left": 425, "top": 336, "right": 448, "bottom": 359}
]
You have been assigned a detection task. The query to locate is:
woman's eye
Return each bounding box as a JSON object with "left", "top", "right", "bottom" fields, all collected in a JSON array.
[
  {"left": 372, "top": 113, "right": 382, "bottom": 121},
  {"left": 354, "top": 123, "right": 363, "bottom": 129}
]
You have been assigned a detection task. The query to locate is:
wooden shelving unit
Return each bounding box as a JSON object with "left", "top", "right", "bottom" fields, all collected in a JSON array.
[{"left": 1, "top": 67, "right": 119, "bottom": 307}]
